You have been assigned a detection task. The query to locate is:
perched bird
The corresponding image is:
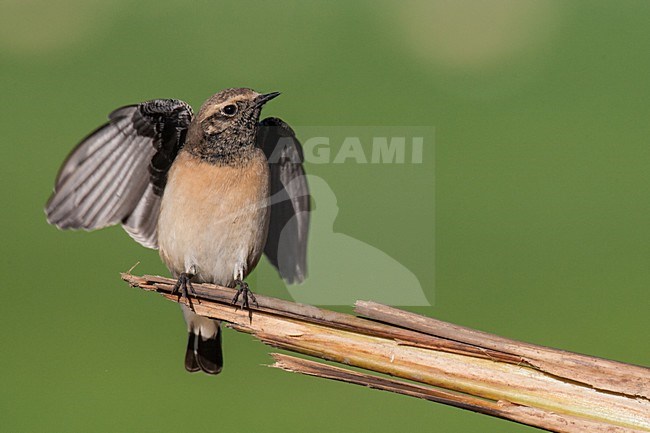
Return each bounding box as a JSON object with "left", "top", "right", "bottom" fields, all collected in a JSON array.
[{"left": 45, "top": 88, "right": 310, "bottom": 375}]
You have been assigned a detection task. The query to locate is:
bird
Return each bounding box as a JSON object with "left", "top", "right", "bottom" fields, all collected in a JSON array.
[{"left": 45, "top": 87, "right": 310, "bottom": 375}]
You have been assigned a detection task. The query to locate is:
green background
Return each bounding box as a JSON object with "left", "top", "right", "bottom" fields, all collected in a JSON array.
[{"left": 1, "top": 1, "right": 649, "bottom": 432}]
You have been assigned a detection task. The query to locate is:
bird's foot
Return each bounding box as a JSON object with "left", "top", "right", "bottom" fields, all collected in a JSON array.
[
  {"left": 232, "top": 279, "right": 258, "bottom": 312},
  {"left": 172, "top": 272, "right": 198, "bottom": 311}
]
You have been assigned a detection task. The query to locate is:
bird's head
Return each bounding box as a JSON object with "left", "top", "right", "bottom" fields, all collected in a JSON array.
[{"left": 196, "top": 88, "right": 280, "bottom": 149}]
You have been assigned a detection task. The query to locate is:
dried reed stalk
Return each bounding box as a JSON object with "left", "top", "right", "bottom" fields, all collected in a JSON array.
[{"left": 122, "top": 273, "right": 650, "bottom": 433}]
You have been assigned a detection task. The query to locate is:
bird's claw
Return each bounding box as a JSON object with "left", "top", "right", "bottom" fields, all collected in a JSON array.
[
  {"left": 232, "top": 279, "right": 258, "bottom": 313},
  {"left": 172, "top": 272, "right": 198, "bottom": 311}
]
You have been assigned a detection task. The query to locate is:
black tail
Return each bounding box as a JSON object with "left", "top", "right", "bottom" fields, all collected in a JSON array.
[{"left": 184, "top": 325, "right": 223, "bottom": 375}]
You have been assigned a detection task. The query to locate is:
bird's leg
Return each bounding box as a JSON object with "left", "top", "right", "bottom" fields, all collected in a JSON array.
[
  {"left": 232, "top": 279, "right": 258, "bottom": 312},
  {"left": 172, "top": 268, "right": 199, "bottom": 311}
]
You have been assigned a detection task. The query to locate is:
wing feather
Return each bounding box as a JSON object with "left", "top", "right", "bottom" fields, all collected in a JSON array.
[
  {"left": 258, "top": 117, "right": 310, "bottom": 284},
  {"left": 45, "top": 99, "right": 193, "bottom": 249}
]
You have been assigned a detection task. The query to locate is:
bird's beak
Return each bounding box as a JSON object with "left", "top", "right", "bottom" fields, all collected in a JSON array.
[{"left": 255, "top": 91, "right": 281, "bottom": 107}]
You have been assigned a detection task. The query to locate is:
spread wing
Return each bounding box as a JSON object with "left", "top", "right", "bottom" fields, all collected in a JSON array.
[
  {"left": 45, "top": 99, "right": 193, "bottom": 249},
  {"left": 258, "top": 117, "right": 310, "bottom": 284}
]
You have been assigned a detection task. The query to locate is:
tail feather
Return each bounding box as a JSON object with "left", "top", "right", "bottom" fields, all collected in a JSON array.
[
  {"left": 184, "top": 328, "right": 223, "bottom": 374},
  {"left": 184, "top": 332, "right": 200, "bottom": 373},
  {"left": 197, "top": 327, "right": 223, "bottom": 374},
  {"left": 181, "top": 305, "right": 223, "bottom": 375}
]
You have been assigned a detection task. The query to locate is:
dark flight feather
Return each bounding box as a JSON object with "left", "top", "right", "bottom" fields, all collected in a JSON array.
[
  {"left": 45, "top": 99, "right": 193, "bottom": 249},
  {"left": 258, "top": 117, "right": 310, "bottom": 284}
]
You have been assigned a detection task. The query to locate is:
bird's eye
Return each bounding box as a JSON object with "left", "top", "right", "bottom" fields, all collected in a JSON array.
[{"left": 221, "top": 104, "right": 238, "bottom": 116}]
